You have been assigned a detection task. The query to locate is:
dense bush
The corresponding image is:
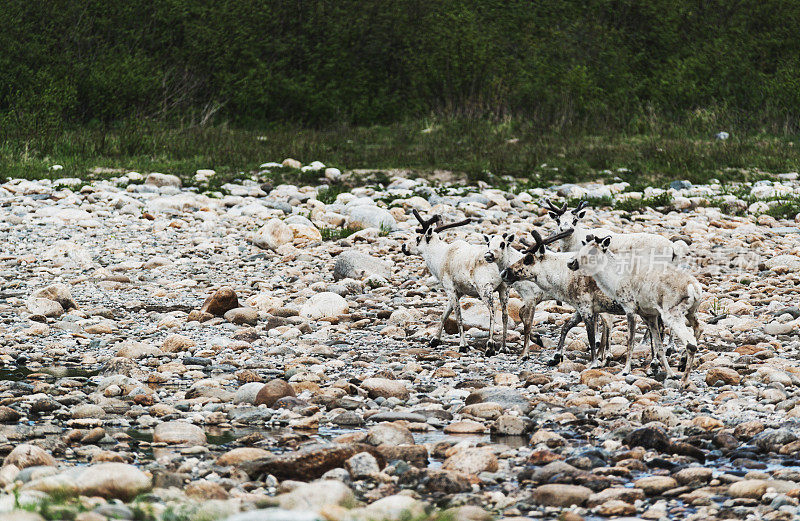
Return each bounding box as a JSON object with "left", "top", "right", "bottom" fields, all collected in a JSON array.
[{"left": 1, "top": 0, "right": 800, "bottom": 134}]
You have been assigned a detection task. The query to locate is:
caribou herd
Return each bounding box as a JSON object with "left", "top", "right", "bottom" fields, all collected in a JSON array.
[{"left": 402, "top": 200, "right": 705, "bottom": 387}]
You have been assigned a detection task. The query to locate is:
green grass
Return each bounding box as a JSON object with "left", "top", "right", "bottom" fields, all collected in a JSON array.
[
  {"left": 2, "top": 118, "right": 799, "bottom": 188},
  {"left": 320, "top": 225, "right": 363, "bottom": 241}
]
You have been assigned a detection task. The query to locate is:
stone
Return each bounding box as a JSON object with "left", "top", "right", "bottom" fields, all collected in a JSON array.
[
  {"left": 360, "top": 378, "right": 409, "bottom": 400},
  {"left": 31, "top": 283, "right": 77, "bottom": 311},
  {"left": 346, "top": 205, "right": 397, "bottom": 231},
  {"left": 186, "top": 480, "right": 229, "bottom": 500},
  {"left": 116, "top": 341, "right": 161, "bottom": 359},
  {"left": 26, "top": 297, "right": 63, "bottom": 317},
  {"left": 580, "top": 369, "right": 614, "bottom": 389},
  {"left": 162, "top": 334, "right": 196, "bottom": 353},
  {"left": 595, "top": 500, "right": 636, "bottom": 516},
  {"left": 345, "top": 452, "right": 380, "bottom": 478},
  {"left": 200, "top": 287, "right": 240, "bottom": 316},
  {"left": 641, "top": 406, "right": 678, "bottom": 427},
  {"left": 253, "top": 219, "right": 294, "bottom": 250},
  {"left": 241, "top": 443, "right": 383, "bottom": 481},
  {"left": 333, "top": 251, "right": 391, "bottom": 281},
  {"left": 531, "top": 484, "right": 593, "bottom": 507},
  {"left": 705, "top": 366, "right": 741, "bottom": 386},
  {"left": 300, "top": 292, "right": 349, "bottom": 319},
  {"left": 493, "top": 414, "right": 528, "bottom": 435},
  {"left": 0, "top": 406, "right": 21, "bottom": 423},
  {"left": 364, "top": 495, "right": 425, "bottom": 520},
  {"left": 255, "top": 379, "right": 296, "bottom": 407},
  {"left": 376, "top": 444, "right": 428, "bottom": 467},
  {"left": 634, "top": 476, "right": 678, "bottom": 495},
  {"left": 587, "top": 487, "right": 645, "bottom": 507},
  {"left": 443, "top": 420, "right": 487, "bottom": 434},
  {"left": 145, "top": 172, "right": 181, "bottom": 187},
  {"left": 224, "top": 307, "right": 258, "bottom": 325},
  {"left": 217, "top": 447, "right": 271, "bottom": 466},
  {"left": 674, "top": 467, "right": 713, "bottom": 485},
  {"left": 4, "top": 444, "right": 56, "bottom": 469},
  {"left": 153, "top": 421, "right": 207, "bottom": 445},
  {"left": 234, "top": 382, "right": 265, "bottom": 404},
  {"left": 442, "top": 448, "right": 498, "bottom": 475},
  {"left": 366, "top": 423, "right": 414, "bottom": 446},
  {"left": 77, "top": 462, "right": 152, "bottom": 500},
  {"left": 464, "top": 386, "right": 531, "bottom": 414},
  {"left": 278, "top": 480, "right": 354, "bottom": 510},
  {"left": 729, "top": 479, "right": 769, "bottom": 499}
]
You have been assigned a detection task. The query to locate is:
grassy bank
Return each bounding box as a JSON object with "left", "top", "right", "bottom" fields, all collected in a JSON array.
[{"left": 2, "top": 119, "right": 799, "bottom": 188}]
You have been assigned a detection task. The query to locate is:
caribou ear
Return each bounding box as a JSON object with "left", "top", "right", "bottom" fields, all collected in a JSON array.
[
  {"left": 548, "top": 211, "right": 559, "bottom": 220},
  {"left": 600, "top": 236, "right": 611, "bottom": 248},
  {"left": 585, "top": 234, "right": 595, "bottom": 243},
  {"left": 506, "top": 234, "right": 515, "bottom": 244},
  {"left": 575, "top": 210, "right": 586, "bottom": 219},
  {"left": 484, "top": 234, "right": 490, "bottom": 244}
]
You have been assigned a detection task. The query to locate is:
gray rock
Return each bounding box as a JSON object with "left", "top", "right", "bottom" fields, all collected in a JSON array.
[{"left": 333, "top": 251, "right": 391, "bottom": 281}]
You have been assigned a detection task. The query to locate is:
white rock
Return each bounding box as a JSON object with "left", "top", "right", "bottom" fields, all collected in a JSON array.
[
  {"left": 253, "top": 219, "right": 294, "bottom": 250},
  {"left": 300, "top": 292, "right": 349, "bottom": 319}
]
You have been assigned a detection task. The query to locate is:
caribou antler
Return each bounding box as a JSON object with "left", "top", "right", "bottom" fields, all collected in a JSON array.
[
  {"left": 529, "top": 230, "right": 545, "bottom": 253},
  {"left": 434, "top": 218, "right": 471, "bottom": 233},
  {"left": 573, "top": 199, "right": 589, "bottom": 213},
  {"left": 545, "top": 228, "right": 575, "bottom": 244},
  {"left": 527, "top": 228, "right": 574, "bottom": 253},
  {"left": 541, "top": 198, "right": 566, "bottom": 215},
  {"left": 412, "top": 209, "right": 441, "bottom": 233}
]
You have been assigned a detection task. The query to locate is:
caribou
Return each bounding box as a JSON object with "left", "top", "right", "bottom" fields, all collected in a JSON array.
[{"left": 402, "top": 210, "right": 508, "bottom": 355}]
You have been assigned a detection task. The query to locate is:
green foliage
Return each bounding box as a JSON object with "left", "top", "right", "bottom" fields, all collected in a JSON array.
[
  {"left": 320, "top": 225, "right": 362, "bottom": 241},
  {"left": 3, "top": 0, "right": 800, "bottom": 133},
  {"left": 565, "top": 196, "right": 614, "bottom": 209},
  {"left": 764, "top": 197, "right": 800, "bottom": 219},
  {"left": 317, "top": 184, "right": 347, "bottom": 205},
  {"left": 5, "top": 119, "right": 800, "bottom": 187},
  {"left": 614, "top": 192, "right": 674, "bottom": 213}
]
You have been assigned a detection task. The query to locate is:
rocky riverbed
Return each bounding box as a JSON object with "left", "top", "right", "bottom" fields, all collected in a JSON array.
[{"left": 1, "top": 164, "right": 800, "bottom": 521}]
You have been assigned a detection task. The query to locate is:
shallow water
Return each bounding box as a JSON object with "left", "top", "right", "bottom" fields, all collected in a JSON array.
[{"left": 0, "top": 365, "right": 99, "bottom": 381}]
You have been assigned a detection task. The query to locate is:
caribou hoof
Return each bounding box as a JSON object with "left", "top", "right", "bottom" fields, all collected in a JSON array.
[
  {"left": 429, "top": 338, "right": 441, "bottom": 348},
  {"left": 485, "top": 340, "right": 497, "bottom": 356},
  {"left": 547, "top": 353, "right": 563, "bottom": 366},
  {"left": 531, "top": 333, "right": 543, "bottom": 346},
  {"left": 677, "top": 355, "right": 688, "bottom": 373},
  {"left": 459, "top": 345, "right": 469, "bottom": 354}
]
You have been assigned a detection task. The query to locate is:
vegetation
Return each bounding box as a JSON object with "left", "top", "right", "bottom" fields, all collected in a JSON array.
[
  {"left": 3, "top": 120, "right": 800, "bottom": 186},
  {"left": 4, "top": 0, "right": 800, "bottom": 131},
  {"left": 2, "top": 1, "right": 800, "bottom": 184}
]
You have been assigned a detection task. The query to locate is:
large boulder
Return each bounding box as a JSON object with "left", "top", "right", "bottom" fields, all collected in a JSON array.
[
  {"left": 531, "top": 484, "right": 592, "bottom": 507},
  {"left": 200, "top": 287, "right": 240, "bottom": 316},
  {"left": 464, "top": 386, "right": 531, "bottom": 414},
  {"left": 145, "top": 172, "right": 181, "bottom": 188},
  {"left": 253, "top": 219, "right": 293, "bottom": 251},
  {"left": 77, "top": 462, "right": 152, "bottom": 500},
  {"left": 366, "top": 423, "right": 414, "bottom": 446},
  {"left": 153, "top": 421, "right": 207, "bottom": 445},
  {"left": 4, "top": 444, "right": 56, "bottom": 469},
  {"left": 442, "top": 448, "right": 498, "bottom": 475},
  {"left": 241, "top": 443, "right": 384, "bottom": 481},
  {"left": 217, "top": 447, "right": 272, "bottom": 466},
  {"left": 345, "top": 205, "right": 397, "bottom": 231},
  {"left": 255, "top": 379, "right": 296, "bottom": 407},
  {"left": 300, "top": 292, "right": 349, "bottom": 320},
  {"left": 31, "top": 283, "right": 77, "bottom": 311},
  {"left": 278, "top": 480, "right": 355, "bottom": 510},
  {"left": 361, "top": 378, "right": 409, "bottom": 400},
  {"left": 333, "top": 251, "right": 391, "bottom": 281}
]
